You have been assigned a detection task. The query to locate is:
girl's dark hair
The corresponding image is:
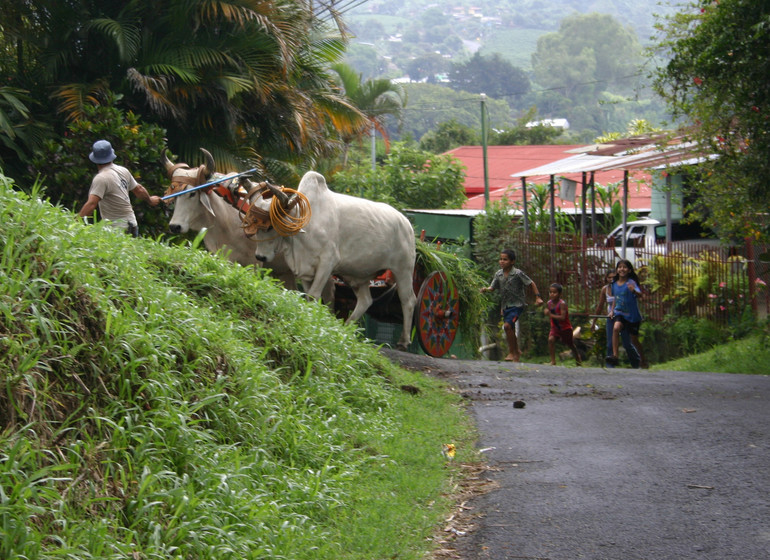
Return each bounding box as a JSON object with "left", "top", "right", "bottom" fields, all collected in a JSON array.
[
  {"left": 502, "top": 248, "right": 516, "bottom": 261},
  {"left": 616, "top": 259, "right": 640, "bottom": 284},
  {"left": 550, "top": 283, "right": 563, "bottom": 294}
]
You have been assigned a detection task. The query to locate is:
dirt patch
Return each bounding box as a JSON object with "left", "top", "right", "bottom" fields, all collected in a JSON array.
[{"left": 429, "top": 462, "right": 499, "bottom": 559}]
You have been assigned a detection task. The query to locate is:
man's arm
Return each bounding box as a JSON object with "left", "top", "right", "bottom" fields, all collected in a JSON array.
[
  {"left": 78, "top": 194, "right": 101, "bottom": 218},
  {"left": 131, "top": 183, "right": 161, "bottom": 207}
]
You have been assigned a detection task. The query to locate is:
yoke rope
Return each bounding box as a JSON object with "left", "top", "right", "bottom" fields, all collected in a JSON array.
[{"left": 269, "top": 188, "right": 312, "bottom": 236}]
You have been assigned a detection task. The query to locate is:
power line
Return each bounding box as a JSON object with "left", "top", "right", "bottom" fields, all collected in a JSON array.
[
  {"left": 314, "top": 0, "right": 372, "bottom": 21},
  {"left": 402, "top": 72, "right": 648, "bottom": 111}
]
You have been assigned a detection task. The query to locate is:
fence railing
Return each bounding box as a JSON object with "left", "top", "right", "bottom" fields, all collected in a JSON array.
[{"left": 510, "top": 231, "right": 769, "bottom": 325}]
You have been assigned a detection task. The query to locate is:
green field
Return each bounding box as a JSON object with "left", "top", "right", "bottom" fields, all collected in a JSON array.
[{"left": 480, "top": 28, "right": 547, "bottom": 70}]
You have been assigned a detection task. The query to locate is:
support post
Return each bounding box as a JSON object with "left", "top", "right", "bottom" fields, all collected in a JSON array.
[
  {"left": 481, "top": 93, "right": 489, "bottom": 207},
  {"left": 621, "top": 170, "right": 629, "bottom": 259},
  {"left": 522, "top": 177, "right": 529, "bottom": 235}
]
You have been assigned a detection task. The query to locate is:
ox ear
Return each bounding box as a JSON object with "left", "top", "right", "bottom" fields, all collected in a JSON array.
[
  {"left": 200, "top": 148, "right": 216, "bottom": 179},
  {"left": 199, "top": 192, "right": 216, "bottom": 217}
]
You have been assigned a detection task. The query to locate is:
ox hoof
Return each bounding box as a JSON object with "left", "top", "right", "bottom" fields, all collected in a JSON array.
[{"left": 395, "top": 343, "right": 410, "bottom": 352}]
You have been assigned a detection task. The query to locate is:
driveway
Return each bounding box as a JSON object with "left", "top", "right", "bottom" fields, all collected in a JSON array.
[{"left": 381, "top": 350, "right": 770, "bottom": 560}]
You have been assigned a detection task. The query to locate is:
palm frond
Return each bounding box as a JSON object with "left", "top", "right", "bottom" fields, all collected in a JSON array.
[
  {"left": 84, "top": 18, "right": 141, "bottom": 63},
  {"left": 51, "top": 83, "right": 112, "bottom": 122}
]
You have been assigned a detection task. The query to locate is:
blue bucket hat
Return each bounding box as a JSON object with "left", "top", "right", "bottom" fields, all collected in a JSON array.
[{"left": 89, "top": 140, "right": 117, "bottom": 164}]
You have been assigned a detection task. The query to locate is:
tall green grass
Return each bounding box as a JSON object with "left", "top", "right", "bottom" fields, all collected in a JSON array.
[
  {"left": 651, "top": 327, "right": 770, "bottom": 375},
  {"left": 0, "top": 174, "right": 476, "bottom": 559}
]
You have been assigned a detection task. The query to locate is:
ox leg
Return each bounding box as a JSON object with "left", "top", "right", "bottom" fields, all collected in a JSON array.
[
  {"left": 321, "top": 277, "right": 335, "bottom": 308},
  {"left": 299, "top": 278, "right": 336, "bottom": 311},
  {"left": 345, "top": 282, "right": 374, "bottom": 325},
  {"left": 394, "top": 276, "right": 417, "bottom": 350},
  {"left": 275, "top": 272, "right": 299, "bottom": 291}
]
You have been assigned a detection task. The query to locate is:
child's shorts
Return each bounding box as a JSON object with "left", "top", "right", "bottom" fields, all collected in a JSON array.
[
  {"left": 502, "top": 305, "right": 525, "bottom": 326},
  {"left": 550, "top": 327, "right": 574, "bottom": 345},
  {"left": 617, "top": 316, "right": 641, "bottom": 336}
]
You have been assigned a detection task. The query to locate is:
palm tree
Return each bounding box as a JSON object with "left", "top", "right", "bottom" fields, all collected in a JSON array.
[
  {"left": 1, "top": 0, "right": 364, "bottom": 183},
  {"left": 330, "top": 62, "right": 406, "bottom": 167}
]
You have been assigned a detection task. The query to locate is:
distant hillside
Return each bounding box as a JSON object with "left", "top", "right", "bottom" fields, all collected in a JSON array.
[
  {"left": 344, "top": 0, "right": 677, "bottom": 141},
  {"left": 345, "top": 0, "right": 677, "bottom": 73},
  {"left": 478, "top": 28, "right": 544, "bottom": 70},
  {"left": 349, "top": 0, "right": 675, "bottom": 40}
]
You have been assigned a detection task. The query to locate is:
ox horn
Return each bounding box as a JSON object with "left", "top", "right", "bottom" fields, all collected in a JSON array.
[
  {"left": 200, "top": 148, "right": 216, "bottom": 180},
  {"left": 266, "top": 182, "right": 291, "bottom": 207},
  {"left": 161, "top": 149, "right": 176, "bottom": 178}
]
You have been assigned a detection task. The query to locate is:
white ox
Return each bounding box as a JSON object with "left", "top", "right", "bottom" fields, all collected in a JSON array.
[
  {"left": 249, "top": 171, "right": 417, "bottom": 349},
  {"left": 162, "top": 150, "right": 297, "bottom": 289}
]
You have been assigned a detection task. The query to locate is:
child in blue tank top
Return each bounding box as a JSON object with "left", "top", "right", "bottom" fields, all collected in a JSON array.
[{"left": 607, "top": 259, "right": 646, "bottom": 367}]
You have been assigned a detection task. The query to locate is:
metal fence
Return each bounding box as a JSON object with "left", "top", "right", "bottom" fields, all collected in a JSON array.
[{"left": 510, "top": 231, "right": 769, "bottom": 325}]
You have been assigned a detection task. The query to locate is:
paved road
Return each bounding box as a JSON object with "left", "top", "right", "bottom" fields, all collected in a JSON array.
[{"left": 382, "top": 350, "right": 770, "bottom": 560}]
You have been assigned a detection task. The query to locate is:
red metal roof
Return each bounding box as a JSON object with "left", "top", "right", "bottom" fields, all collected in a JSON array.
[
  {"left": 445, "top": 145, "right": 586, "bottom": 197},
  {"left": 445, "top": 144, "right": 653, "bottom": 212}
]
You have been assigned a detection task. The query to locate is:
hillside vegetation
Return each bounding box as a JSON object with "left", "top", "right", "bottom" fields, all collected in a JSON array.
[{"left": 0, "top": 174, "right": 475, "bottom": 559}]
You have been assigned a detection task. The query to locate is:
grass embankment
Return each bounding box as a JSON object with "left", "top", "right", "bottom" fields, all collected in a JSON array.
[
  {"left": 0, "top": 176, "right": 476, "bottom": 560},
  {"left": 651, "top": 328, "right": 770, "bottom": 374}
]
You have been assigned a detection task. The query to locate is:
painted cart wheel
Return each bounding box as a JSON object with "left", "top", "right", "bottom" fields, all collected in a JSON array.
[{"left": 415, "top": 271, "right": 460, "bottom": 357}]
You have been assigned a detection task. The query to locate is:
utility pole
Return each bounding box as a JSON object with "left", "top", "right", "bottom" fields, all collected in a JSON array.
[
  {"left": 371, "top": 121, "right": 376, "bottom": 171},
  {"left": 480, "top": 93, "right": 489, "bottom": 207}
]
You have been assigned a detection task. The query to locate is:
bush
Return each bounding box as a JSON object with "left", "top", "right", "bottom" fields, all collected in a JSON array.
[
  {"left": 329, "top": 142, "right": 466, "bottom": 211},
  {"left": 30, "top": 97, "right": 169, "bottom": 237},
  {"left": 640, "top": 313, "right": 753, "bottom": 364}
]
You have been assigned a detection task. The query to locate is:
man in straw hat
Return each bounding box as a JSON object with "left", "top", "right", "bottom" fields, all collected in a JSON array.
[{"left": 78, "top": 139, "right": 161, "bottom": 236}]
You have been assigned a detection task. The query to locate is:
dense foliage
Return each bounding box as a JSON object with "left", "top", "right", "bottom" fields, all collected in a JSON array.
[
  {"left": 531, "top": 13, "right": 650, "bottom": 133},
  {"left": 395, "top": 84, "right": 516, "bottom": 143},
  {"left": 0, "top": 173, "right": 473, "bottom": 559},
  {"left": 30, "top": 99, "right": 169, "bottom": 237},
  {"left": 0, "top": 0, "right": 363, "bottom": 185},
  {"left": 652, "top": 0, "right": 770, "bottom": 242},
  {"left": 345, "top": 3, "right": 672, "bottom": 141},
  {"left": 448, "top": 52, "right": 531, "bottom": 100},
  {"left": 329, "top": 142, "right": 467, "bottom": 210}
]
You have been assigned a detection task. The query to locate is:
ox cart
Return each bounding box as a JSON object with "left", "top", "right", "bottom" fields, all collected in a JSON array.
[
  {"left": 161, "top": 151, "right": 460, "bottom": 357},
  {"left": 332, "top": 241, "right": 461, "bottom": 358}
]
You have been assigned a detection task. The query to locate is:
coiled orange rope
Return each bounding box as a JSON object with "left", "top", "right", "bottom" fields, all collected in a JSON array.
[{"left": 269, "top": 188, "right": 312, "bottom": 237}]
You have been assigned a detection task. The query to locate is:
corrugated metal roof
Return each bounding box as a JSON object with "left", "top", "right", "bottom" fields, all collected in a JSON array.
[
  {"left": 511, "top": 136, "right": 706, "bottom": 176},
  {"left": 511, "top": 154, "right": 614, "bottom": 177},
  {"left": 444, "top": 145, "right": 586, "bottom": 196},
  {"left": 454, "top": 133, "right": 710, "bottom": 212}
]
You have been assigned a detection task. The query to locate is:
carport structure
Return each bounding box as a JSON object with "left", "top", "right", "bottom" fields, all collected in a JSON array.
[
  {"left": 509, "top": 133, "right": 708, "bottom": 255},
  {"left": 502, "top": 133, "right": 766, "bottom": 318}
]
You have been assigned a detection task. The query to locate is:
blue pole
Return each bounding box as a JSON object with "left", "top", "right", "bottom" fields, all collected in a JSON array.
[{"left": 161, "top": 168, "right": 259, "bottom": 200}]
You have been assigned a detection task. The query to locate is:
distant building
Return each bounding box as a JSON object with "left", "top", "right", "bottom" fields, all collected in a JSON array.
[{"left": 526, "top": 118, "right": 570, "bottom": 130}]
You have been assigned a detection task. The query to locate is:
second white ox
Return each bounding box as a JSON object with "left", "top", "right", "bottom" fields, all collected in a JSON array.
[{"left": 250, "top": 171, "right": 417, "bottom": 349}]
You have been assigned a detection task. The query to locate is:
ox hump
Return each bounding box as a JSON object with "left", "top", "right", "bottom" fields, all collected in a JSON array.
[{"left": 298, "top": 171, "right": 328, "bottom": 194}]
